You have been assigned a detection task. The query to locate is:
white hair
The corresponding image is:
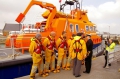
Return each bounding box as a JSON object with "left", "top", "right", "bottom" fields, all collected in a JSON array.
[
  {"left": 35, "top": 33, "right": 41, "bottom": 38},
  {"left": 50, "top": 31, "right": 56, "bottom": 36}
]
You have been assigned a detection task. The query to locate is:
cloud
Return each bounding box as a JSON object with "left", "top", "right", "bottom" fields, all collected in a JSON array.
[
  {"left": 0, "top": 0, "right": 60, "bottom": 25},
  {"left": 0, "top": 0, "right": 120, "bottom": 34},
  {"left": 83, "top": 0, "right": 120, "bottom": 34}
]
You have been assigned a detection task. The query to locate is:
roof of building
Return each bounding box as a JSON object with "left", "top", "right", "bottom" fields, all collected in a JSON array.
[{"left": 3, "top": 23, "right": 22, "bottom": 31}]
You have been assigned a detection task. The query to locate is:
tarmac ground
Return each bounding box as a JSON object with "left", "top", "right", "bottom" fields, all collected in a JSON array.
[{"left": 16, "top": 56, "right": 120, "bottom": 79}]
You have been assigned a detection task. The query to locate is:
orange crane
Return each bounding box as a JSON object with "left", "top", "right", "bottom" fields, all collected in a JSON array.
[{"left": 15, "top": 0, "right": 57, "bottom": 30}]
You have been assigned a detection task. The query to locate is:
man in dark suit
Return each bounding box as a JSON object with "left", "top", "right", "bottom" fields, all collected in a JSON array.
[{"left": 83, "top": 34, "right": 93, "bottom": 73}]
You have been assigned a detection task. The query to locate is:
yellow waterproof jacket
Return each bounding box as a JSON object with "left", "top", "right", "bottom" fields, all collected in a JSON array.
[
  {"left": 56, "top": 35, "right": 67, "bottom": 55},
  {"left": 56, "top": 35, "right": 63, "bottom": 48},
  {"left": 106, "top": 42, "right": 116, "bottom": 52},
  {"left": 29, "top": 38, "right": 42, "bottom": 64},
  {"left": 29, "top": 37, "right": 41, "bottom": 55},
  {"left": 67, "top": 38, "right": 73, "bottom": 48},
  {"left": 42, "top": 35, "right": 55, "bottom": 50},
  {"left": 67, "top": 37, "right": 73, "bottom": 57},
  {"left": 70, "top": 36, "right": 87, "bottom": 60}
]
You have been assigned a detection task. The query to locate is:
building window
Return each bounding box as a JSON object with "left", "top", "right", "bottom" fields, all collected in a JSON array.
[
  {"left": 75, "top": 24, "right": 79, "bottom": 33},
  {"left": 90, "top": 26, "right": 93, "bottom": 31},
  {"left": 70, "top": 24, "right": 74, "bottom": 32},
  {"left": 85, "top": 25, "right": 89, "bottom": 31}
]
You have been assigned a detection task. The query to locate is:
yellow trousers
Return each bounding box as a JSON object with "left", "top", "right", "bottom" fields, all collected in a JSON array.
[
  {"left": 57, "top": 48, "right": 67, "bottom": 69},
  {"left": 30, "top": 53, "right": 44, "bottom": 77},
  {"left": 66, "top": 55, "right": 72, "bottom": 67},
  {"left": 45, "top": 48, "right": 55, "bottom": 72}
]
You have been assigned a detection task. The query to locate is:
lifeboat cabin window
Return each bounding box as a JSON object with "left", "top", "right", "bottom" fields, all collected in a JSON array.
[
  {"left": 90, "top": 26, "right": 93, "bottom": 31},
  {"left": 93, "top": 26, "right": 96, "bottom": 31},
  {"left": 85, "top": 25, "right": 89, "bottom": 31},
  {"left": 75, "top": 24, "right": 79, "bottom": 33},
  {"left": 70, "top": 24, "right": 74, "bottom": 32}
]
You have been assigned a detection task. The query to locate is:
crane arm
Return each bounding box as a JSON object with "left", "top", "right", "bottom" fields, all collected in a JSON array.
[{"left": 15, "top": 0, "right": 57, "bottom": 29}]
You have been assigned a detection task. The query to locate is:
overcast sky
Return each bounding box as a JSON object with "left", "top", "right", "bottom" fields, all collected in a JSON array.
[{"left": 0, "top": 0, "right": 120, "bottom": 34}]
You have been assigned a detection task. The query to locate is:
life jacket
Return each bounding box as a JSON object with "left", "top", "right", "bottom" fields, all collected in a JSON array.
[
  {"left": 34, "top": 39, "right": 43, "bottom": 54},
  {"left": 46, "top": 36, "right": 55, "bottom": 50},
  {"left": 58, "top": 36, "right": 68, "bottom": 49},
  {"left": 73, "top": 38, "right": 82, "bottom": 53}
]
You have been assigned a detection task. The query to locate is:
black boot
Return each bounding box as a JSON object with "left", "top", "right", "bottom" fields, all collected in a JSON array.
[
  {"left": 75, "top": 75, "right": 81, "bottom": 77},
  {"left": 108, "top": 63, "right": 111, "bottom": 66}
]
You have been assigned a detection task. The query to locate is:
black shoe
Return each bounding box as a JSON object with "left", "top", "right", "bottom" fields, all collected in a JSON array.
[
  {"left": 83, "top": 71, "right": 87, "bottom": 73},
  {"left": 75, "top": 75, "right": 81, "bottom": 77},
  {"left": 83, "top": 71, "right": 89, "bottom": 74},
  {"left": 30, "top": 76, "right": 35, "bottom": 79},
  {"left": 108, "top": 63, "right": 111, "bottom": 66},
  {"left": 103, "top": 66, "right": 106, "bottom": 68}
]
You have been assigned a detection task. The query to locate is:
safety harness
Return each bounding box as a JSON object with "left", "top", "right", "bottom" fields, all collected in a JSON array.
[
  {"left": 34, "top": 39, "right": 43, "bottom": 54},
  {"left": 58, "top": 36, "right": 68, "bottom": 49},
  {"left": 73, "top": 38, "right": 82, "bottom": 53},
  {"left": 46, "top": 36, "right": 56, "bottom": 50}
]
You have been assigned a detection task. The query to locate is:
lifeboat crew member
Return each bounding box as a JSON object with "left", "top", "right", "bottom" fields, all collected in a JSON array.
[
  {"left": 56, "top": 31, "right": 68, "bottom": 72},
  {"left": 43, "top": 31, "right": 57, "bottom": 76},
  {"left": 66, "top": 34, "right": 76, "bottom": 70},
  {"left": 70, "top": 33, "right": 87, "bottom": 77},
  {"left": 29, "top": 33, "right": 45, "bottom": 79}
]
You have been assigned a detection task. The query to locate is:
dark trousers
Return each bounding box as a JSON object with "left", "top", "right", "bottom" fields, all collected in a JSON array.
[
  {"left": 104, "top": 51, "right": 108, "bottom": 67},
  {"left": 85, "top": 51, "right": 92, "bottom": 73},
  {"left": 73, "top": 57, "right": 82, "bottom": 76}
]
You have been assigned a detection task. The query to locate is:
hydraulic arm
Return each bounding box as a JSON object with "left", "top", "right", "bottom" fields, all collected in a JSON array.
[{"left": 15, "top": 0, "right": 57, "bottom": 29}]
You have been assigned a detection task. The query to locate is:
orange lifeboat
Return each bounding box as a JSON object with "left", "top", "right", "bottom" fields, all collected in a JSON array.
[{"left": 13, "top": 0, "right": 102, "bottom": 53}]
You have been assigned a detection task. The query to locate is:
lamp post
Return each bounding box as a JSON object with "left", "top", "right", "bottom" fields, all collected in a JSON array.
[
  {"left": 81, "top": 0, "right": 83, "bottom": 10},
  {"left": 109, "top": 26, "right": 110, "bottom": 38}
]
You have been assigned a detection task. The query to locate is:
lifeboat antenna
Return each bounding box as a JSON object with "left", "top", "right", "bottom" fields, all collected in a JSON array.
[{"left": 59, "top": 0, "right": 62, "bottom": 11}]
